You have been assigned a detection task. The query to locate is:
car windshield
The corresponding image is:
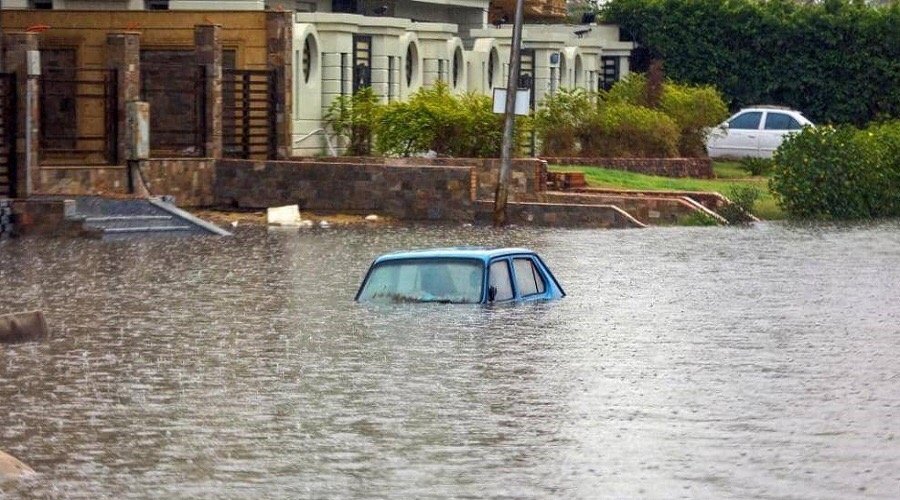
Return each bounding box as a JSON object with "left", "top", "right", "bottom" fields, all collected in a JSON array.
[{"left": 357, "top": 258, "right": 484, "bottom": 304}]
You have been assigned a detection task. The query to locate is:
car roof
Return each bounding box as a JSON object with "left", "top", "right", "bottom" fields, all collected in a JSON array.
[
  {"left": 738, "top": 106, "right": 806, "bottom": 116},
  {"left": 373, "top": 247, "right": 536, "bottom": 264}
]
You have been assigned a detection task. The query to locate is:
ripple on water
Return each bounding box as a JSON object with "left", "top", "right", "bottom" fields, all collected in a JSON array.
[{"left": 1, "top": 221, "right": 899, "bottom": 499}]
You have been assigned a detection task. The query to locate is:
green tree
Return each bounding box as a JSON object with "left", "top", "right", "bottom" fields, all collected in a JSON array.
[{"left": 603, "top": 0, "right": 900, "bottom": 125}]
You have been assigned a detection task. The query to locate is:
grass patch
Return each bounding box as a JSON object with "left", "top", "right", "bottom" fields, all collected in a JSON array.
[{"left": 551, "top": 161, "right": 783, "bottom": 220}]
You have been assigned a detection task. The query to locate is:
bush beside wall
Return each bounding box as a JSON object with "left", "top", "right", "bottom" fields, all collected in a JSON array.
[{"left": 770, "top": 121, "right": 900, "bottom": 219}]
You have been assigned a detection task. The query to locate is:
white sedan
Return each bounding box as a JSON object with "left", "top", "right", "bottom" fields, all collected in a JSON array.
[{"left": 706, "top": 107, "right": 813, "bottom": 159}]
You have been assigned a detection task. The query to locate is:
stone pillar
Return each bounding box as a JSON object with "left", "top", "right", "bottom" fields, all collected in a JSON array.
[
  {"left": 3, "top": 33, "right": 40, "bottom": 197},
  {"left": 106, "top": 32, "right": 141, "bottom": 166},
  {"left": 195, "top": 24, "right": 223, "bottom": 159},
  {"left": 266, "top": 11, "right": 292, "bottom": 159}
]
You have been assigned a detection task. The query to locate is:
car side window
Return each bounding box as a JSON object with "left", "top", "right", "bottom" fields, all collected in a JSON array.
[
  {"left": 765, "top": 112, "right": 801, "bottom": 130},
  {"left": 488, "top": 260, "right": 514, "bottom": 301},
  {"left": 513, "top": 258, "right": 545, "bottom": 297},
  {"left": 729, "top": 112, "right": 762, "bottom": 130}
]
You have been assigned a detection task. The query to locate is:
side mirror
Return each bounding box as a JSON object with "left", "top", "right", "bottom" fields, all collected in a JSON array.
[
  {"left": 720, "top": 122, "right": 730, "bottom": 131},
  {"left": 488, "top": 286, "right": 498, "bottom": 302}
]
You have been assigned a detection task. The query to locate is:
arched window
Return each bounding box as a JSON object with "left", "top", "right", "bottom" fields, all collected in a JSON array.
[
  {"left": 406, "top": 43, "right": 418, "bottom": 87},
  {"left": 302, "top": 36, "right": 315, "bottom": 84},
  {"left": 488, "top": 48, "right": 498, "bottom": 88}
]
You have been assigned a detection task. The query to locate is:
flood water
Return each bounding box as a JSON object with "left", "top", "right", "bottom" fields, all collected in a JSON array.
[{"left": 1, "top": 221, "right": 899, "bottom": 499}]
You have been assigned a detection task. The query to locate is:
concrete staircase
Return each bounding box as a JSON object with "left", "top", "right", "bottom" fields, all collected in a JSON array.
[{"left": 71, "top": 196, "right": 230, "bottom": 239}]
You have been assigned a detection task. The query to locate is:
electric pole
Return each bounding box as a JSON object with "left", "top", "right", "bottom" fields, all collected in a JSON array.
[{"left": 493, "top": 0, "right": 525, "bottom": 227}]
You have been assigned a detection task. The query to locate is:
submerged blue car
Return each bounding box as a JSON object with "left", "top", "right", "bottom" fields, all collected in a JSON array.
[{"left": 355, "top": 247, "right": 565, "bottom": 304}]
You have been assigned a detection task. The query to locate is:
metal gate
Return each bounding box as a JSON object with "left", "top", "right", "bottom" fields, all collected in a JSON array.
[
  {"left": 222, "top": 69, "right": 277, "bottom": 160},
  {"left": 0, "top": 74, "right": 17, "bottom": 198},
  {"left": 140, "top": 63, "right": 207, "bottom": 157},
  {"left": 39, "top": 68, "right": 118, "bottom": 166}
]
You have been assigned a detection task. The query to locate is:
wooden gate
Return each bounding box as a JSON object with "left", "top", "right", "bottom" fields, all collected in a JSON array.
[
  {"left": 222, "top": 69, "right": 277, "bottom": 160},
  {"left": 0, "top": 74, "right": 17, "bottom": 198}
]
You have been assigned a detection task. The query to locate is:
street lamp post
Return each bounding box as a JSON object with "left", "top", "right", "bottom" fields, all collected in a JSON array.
[{"left": 492, "top": 0, "right": 525, "bottom": 227}]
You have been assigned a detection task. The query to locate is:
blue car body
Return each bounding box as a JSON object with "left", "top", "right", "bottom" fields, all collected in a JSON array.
[{"left": 355, "top": 247, "right": 565, "bottom": 304}]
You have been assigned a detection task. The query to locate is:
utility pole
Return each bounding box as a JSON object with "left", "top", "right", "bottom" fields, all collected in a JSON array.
[{"left": 493, "top": 0, "right": 525, "bottom": 227}]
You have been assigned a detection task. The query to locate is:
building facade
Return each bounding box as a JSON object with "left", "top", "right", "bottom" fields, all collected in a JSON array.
[{"left": 1, "top": 0, "right": 634, "bottom": 156}]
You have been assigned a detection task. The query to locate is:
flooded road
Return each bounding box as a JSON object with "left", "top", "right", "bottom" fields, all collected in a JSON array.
[{"left": 1, "top": 222, "right": 899, "bottom": 498}]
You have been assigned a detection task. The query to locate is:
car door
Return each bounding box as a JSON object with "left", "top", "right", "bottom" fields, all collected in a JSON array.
[
  {"left": 721, "top": 111, "right": 763, "bottom": 158},
  {"left": 487, "top": 259, "right": 515, "bottom": 303},
  {"left": 759, "top": 112, "right": 803, "bottom": 158}
]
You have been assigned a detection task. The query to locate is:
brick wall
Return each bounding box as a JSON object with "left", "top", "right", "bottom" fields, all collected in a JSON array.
[
  {"left": 543, "top": 157, "right": 713, "bottom": 178},
  {"left": 215, "top": 159, "right": 475, "bottom": 221},
  {"left": 474, "top": 200, "right": 644, "bottom": 229}
]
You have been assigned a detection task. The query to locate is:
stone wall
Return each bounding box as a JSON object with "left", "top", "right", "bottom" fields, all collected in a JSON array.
[
  {"left": 474, "top": 200, "right": 644, "bottom": 229},
  {"left": 294, "top": 157, "right": 547, "bottom": 201},
  {"left": 215, "top": 159, "right": 475, "bottom": 221},
  {"left": 568, "top": 187, "right": 729, "bottom": 213},
  {"left": 35, "top": 159, "right": 215, "bottom": 207},
  {"left": 140, "top": 159, "right": 216, "bottom": 207},
  {"left": 38, "top": 166, "right": 128, "bottom": 195},
  {"left": 538, "top": 191, "right": 701, "bottom": 225},
  {"left": 0, "top": 199, "right": 13, "bottom": 238},
  {"left": 543, "top": 157, "right": 713, "bottom": 178},
  {"left": 9, "top": 198, "right": 87, "bottom": 237}
]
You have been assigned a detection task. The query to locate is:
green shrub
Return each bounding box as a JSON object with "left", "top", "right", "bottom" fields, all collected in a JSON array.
[
  {"left": 323, "top": 87, "right": 382, "bottom": 156},
  {"left": 659, "top": 82, "right": 728, "bottom": 157},
  {"left": 739, "top": 157, "right": 774, "bottom": 177},
  {"left": 566, "top": 74, "right": 726, "bottom": 157},
  {"left": 535, "top": 89, "right": 595, "bottom": 156},
  {"left": 376, "top": 82, "right": 512, "bottom": 157},
  {"left": 770, "top": 121, "right": 900, "bottom": 219},
  {"left": 719, "top": 185, "right": 760, "bottom": 224},
  {"left": 606, "top": 73, "right": 648, "bottom": 107},
  {"left": 580, "top": 103, "right": 679, "bottom": 157}
]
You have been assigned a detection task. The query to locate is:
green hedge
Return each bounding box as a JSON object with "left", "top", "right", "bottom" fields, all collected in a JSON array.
[
  {"left": 535, "top": 76, "right": 726, "bottom": 157},
  {"left": 580, "top": 103, "right": 680, "bottom": 157},
  {"left": 603, "top": 0, "right": 900, "bottom": 125},
  {"left": 325, "top": 83, "right": 527, "bottom": 157},
  {"left": 770, "top": 121, "right": 900, "bottom": 219}
]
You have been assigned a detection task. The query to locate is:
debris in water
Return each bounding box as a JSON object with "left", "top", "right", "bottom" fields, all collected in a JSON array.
[{"left": 267, "top": 205, "right": 303, "bottom": 227}]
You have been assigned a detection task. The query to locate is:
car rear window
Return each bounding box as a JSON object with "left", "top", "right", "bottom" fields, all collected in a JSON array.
[
  {"left": 513, "top": 258, "right": 545, "bottom": 296},
  {"left": 764, "top": 112, "right": 802, "bottom": 130},
  {"left": 729, "top": 112, "right": 762, "bottom": 130}
]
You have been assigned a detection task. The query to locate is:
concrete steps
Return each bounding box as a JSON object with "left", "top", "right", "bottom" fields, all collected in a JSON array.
[
  {"left": 10, "top": 196, "right": 230, "bottom": 239},
  {"left": 72, "top": 197, "right": 230, "bottom": 239}
]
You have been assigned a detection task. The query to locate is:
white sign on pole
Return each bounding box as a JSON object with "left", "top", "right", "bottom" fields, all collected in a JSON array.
[{"left": 492, "top": 88, "right": 531, "bottom": 115}]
